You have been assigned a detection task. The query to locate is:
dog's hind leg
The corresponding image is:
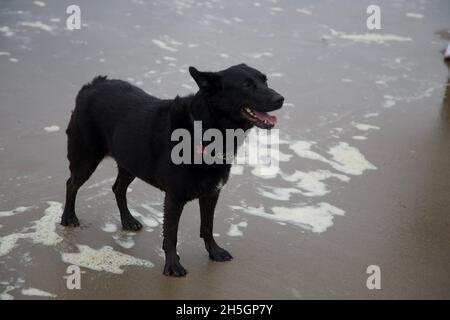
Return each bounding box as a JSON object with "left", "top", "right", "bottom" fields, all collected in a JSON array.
[
  {"left": 112, "top": 167, "right": 142, "bottom": 231},
  {"left": 162, "top": 194, "right": 187, "bottom": 276},
  {"left": 199, "top": 192, "right": 233, "bottom": 261},
  {"left": 61, "top": 155, "right": 102, "bottom": 227},
  {"left": 62, "top": 114, "right": 106, "bottom": 227}
]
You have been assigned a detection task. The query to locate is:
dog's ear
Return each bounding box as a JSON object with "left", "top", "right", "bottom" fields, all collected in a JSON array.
[{"left": 189, "top": 66, "right": 221, "bottom": 93}]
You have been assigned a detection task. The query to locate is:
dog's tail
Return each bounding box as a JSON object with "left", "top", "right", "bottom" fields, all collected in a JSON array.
[
  {"left": 67, "top": 75, "right": 107, "bottom": 136},
  {"left": 66, "top": 76, "right": 108, "bottom": 162}
]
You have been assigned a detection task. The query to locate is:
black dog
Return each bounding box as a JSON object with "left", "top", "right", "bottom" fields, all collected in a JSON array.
[{"left": 61, "top": 63, "right": 284, "bottom": 276}]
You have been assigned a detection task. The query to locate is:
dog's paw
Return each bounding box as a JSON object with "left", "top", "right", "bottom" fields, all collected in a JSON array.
[
  {"left": 61, "top": 214, "right": 80, "bottom": 227},
  {"left": 122, "top": 217, "right": 143, "bottom": 231},
  {"left": 209, "top": 247, "right": 233, "bottom": 262},
  {"left": 163, "top": 261, "right": 188, "bottom": 277}
]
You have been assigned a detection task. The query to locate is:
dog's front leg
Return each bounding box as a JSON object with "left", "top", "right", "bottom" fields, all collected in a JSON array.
[
  {"left": 199, "top": 192, "right": 233, "bottom": 261},
  {"left": 162, "top": 193, "right": 187, "bottom": 277}
]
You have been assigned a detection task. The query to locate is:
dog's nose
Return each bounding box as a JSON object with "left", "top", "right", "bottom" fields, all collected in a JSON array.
[{"left": 271, "top": 94, "right": 284, "bottom": 107}]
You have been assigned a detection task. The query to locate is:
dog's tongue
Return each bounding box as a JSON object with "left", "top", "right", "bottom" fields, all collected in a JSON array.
[{"left": 253, "top": 110, "right": 277, "bottom": 125}]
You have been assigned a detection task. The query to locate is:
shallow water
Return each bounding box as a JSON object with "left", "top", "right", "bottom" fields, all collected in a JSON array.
[{"left": 1, "top": 0, "right": 450, "bottom": 299}]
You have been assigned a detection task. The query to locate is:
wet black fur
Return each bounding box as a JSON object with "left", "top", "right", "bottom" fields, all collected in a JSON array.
[{"left": 61, "top": 63, "right": 284, "bottom": 276}]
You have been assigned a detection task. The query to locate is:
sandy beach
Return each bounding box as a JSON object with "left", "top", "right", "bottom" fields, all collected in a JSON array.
[{"left": 1, "top": 0, "right": 449, "bottom": 299}]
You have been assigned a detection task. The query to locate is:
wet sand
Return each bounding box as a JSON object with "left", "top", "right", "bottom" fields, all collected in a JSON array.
[{"left": 1, "top": 0, "right": 450, "bottom": 299}]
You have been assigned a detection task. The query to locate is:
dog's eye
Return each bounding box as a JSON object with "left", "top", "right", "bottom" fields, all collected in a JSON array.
[{"left": 242, "top": 79, "right": 253, "bottom": 88}]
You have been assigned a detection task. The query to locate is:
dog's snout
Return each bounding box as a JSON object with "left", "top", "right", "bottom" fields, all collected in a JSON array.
[{"left": 271, "top": 93, "right": 284, "bottom": 107}]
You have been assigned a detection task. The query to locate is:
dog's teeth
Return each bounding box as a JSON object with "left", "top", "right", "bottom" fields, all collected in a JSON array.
[{"left": 244, "top": 106, "right": 257, "bottom": 117}]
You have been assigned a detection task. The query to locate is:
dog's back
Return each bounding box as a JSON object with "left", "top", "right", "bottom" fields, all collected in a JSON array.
[{"left": 66, "top": 76, "right": 171, "bottom": 180}]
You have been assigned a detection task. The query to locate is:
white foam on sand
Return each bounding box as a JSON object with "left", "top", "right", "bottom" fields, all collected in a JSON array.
[
  {"left": 44, "top": 125, "right": 60, "bottom": 132},
  {"left": 270, "top": 7, "right": 284, "bottom": 12},
  {"left": 0, "top": 26, "right": 14, "bottom": 37},
  {"left": 382, "top": 98, "right": 396, "bottom": 108},
  {"left": 325, "top": 28, "right": 412, "bottom": 44},
  {"left": 140, "top": 204, "right": 163, "bottom": 222},
  {"left": 226, "top": 221, "right": 248, "bottom": 237},
  {"left": 33, "top": 1, "right": 46, "bottom": 7},
  {"left": 0, "top": 206, "right": 34, "bottom": 217},
  {"left": 328, "top": 142, "right": 377, "bottom": 175},
  {"left": 84, "top": 190, "right": 109, "bottom": 201},
  {"left": 250, "top": 166, "right": 279, "bottom": 179},
  {"left": 0, "top": 201, "right": 63, "bottom": 257},
  {"left": 61, "top": 245, "right": 153, "bottom": 274},
  {"left": 280, "top": 169, "right": 350, "bottom": 197},
  {"left": 130, "top": 209, "right": 159, "bottom": 227},
  {"left": 269, "top": 73, "right": 283, "bottom": 77},
  {"left": 112, "top": 234, "right": 135, "bottom": 249},
  {"left": 203, "top": 14, "right": 232, "bottom": 25},
  {"left": 0, "top": 51, "right": 11, "bottom": 56},
  {"left": 289, "top": 141, "right": 329, "bottom": 163},
  {"left": 270, "top": 7, "right": 284, "bottom": 14},
  {"left": 271, "top": 204, "right": 345, "bottom": 233},
  {"left": 0, "top": 234, "right": 22, "bottom": 257},
  {"left": 101, "top": 222, "right": 118, "bottom": 233},
  {"left": 163, "top": 56, "right": 177, "bottom": 61},
  {"left": 21, "top": 288, "right": 56, "bottom": 298},
  {"left": 382, "top": 88, "right": 436, "bottom": 107},
  {"left": 375, "top": 74, "right": 397, "bottom": 86},
  {"left": 406, "top": 13, "right": 423, "bottom": 19},
  {"left": 352, "top": 135, "right": 367, "bottom": 140},
  {"left": 152, "top": 39, "right": 178, "bottom": 52},
  {"left": 1, "top": 278, "right": 26, "bottom": 300},
  {"left": 363, "top": 112, "right": 379, "bottom": 118},
  {"left": 289, "top": 141, "right": 377, "bottom": 175},
  {"left": 0, "top": 201, "right": 154, "bottom": 275},
  {"left": 296, "top": 9, "right": 312, "bottom": 15},
  {"left": 231, "top": 203, "right": 345, "bottom": 233},
  {"left": 257, "top": 186, "right": 301, "bottom": 201},
  {"left": 352, "top": 122, "right": 380, "bottom": 131},
  {"left": 87, "top": 177, "right": 115, "bottom": 189},
  {"left": 244, "top": 52, "right": 273, "bottom": 59},
  {"left": 19, "top": 21, "right": 54, "bottom": 33},
  {"left": 1, "top": 286, "right": 15, "bottom": 300},
  {"left": 230, "top": 165, "right": 244, "bottom": 175},
  {"left": 22, "top": 201, "right": 63, "bottom": 246}
]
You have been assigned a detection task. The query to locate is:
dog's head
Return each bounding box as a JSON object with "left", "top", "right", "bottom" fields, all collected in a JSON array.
[{"left": 189, "top": 63, "right": 284, "bottom": 130}]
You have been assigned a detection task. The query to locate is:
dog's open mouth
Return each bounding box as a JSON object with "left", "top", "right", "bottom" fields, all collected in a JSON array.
[{"left": 241, "top": 106, "right": 277, "bottom": 129}]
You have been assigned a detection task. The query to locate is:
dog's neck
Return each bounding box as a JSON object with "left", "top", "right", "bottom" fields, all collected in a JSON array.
[
  {"left": 169, "top": 92, "right": 251, "bottom": 155},
  {"left": 188, "top": 92, "right": 251, "bottom": 133}
]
